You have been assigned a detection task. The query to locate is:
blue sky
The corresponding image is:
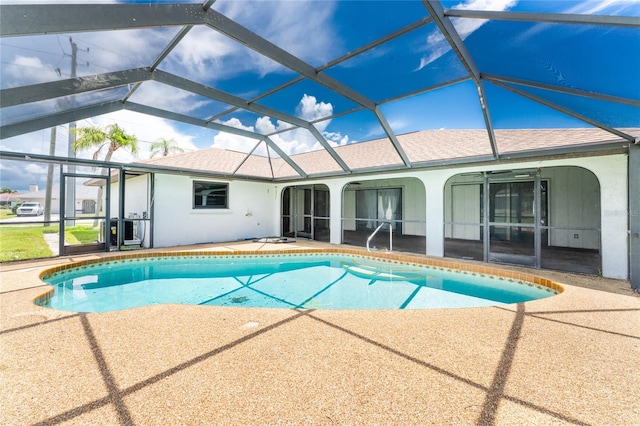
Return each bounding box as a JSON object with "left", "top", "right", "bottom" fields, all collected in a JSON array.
[{"left": 1, "top": 0, "right": 639, "bottom": 191}]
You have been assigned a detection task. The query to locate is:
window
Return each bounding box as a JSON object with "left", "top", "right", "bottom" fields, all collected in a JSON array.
[{"left": 193, "top": 181, "right": 228, "bottom": 209}]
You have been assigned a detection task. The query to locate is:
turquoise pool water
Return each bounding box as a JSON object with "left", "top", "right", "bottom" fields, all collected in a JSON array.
[{"left": 39, "top": 254, "right": 556, "bottom": 312}]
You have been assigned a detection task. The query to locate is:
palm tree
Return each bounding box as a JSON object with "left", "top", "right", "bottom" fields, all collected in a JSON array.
[
  {"left": 150, "top": 137, "right": 184, "bottom": 158},
  {"left": 73, "top": 124, "right": 138, "bottom": 226},
  {"left": 73, "top": 123, "right": 138, "bottom": 162}
]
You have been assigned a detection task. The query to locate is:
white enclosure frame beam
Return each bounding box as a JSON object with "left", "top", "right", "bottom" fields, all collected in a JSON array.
[
  {"left": 483, "top": 74, "right": 640, "bottom": 108},
  {"left": 202, "top": 9, "right": 406, "bottom": 166},
  {"left": 152, "top": 70, "right": 350, "bottom": 173},
  {"left": 1, "top": 68, "right": 153, "bottom": 108},
  {"left": 445, "top": 9, "right": 640, "bottom": 28},
  {"left": 421, "top": 0, "right": 499, "bottom": 159},
  {"left": 490, "top": 79, "right": 639, "bottom": 143},
  {"left": 0, "top": 101, "right": 125, "bottom": 139},
  {"left": 0, "top": 3, "right": 208, "bottom": 37},
  {"left": 124, "top": 102, "right": 308, "bottom": 178}
]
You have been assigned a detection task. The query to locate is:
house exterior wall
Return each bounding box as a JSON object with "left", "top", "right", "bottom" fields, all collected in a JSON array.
[
  {"left": 146, "top": 153, "right": 628, "bottom": 280},
  {"left": 122, "top": 175, "right": 150, "bottom": 219},
  {"left": 292, "top": 154, "right": 628, "bottom": 280},
  {"left": 152, "top": 174, "right": 276, "bottom": 247},
  {"left": 588, "top": 155, "right": 629, "bottom": 279},
  {"left": 447, "top": 183, "right": 481, "bottom": 240},
  {"left": 342, "top": 189, "right": 356, "bottom": 231},
  {"left": 542, "top": 167, "right": 600, "bottom": 250},
  {"left": 629, "top": 144, "right": 640, "bottom": 290}
]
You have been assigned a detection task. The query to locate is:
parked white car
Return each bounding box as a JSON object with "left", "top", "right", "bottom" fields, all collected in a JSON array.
[{"left": 16, "top": 202, "right": 44, "bottom": 216}]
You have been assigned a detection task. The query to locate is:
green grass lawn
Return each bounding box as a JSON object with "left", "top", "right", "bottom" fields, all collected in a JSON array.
[
  {"left": 0, "top": 209, "right": 16, "bottom": 220},
  {"left": 0, "top": 225, "right": 56, "bottom": 261},
  {"left": 67, "top": 226, "right": 100, "bottom": 244},
  {"left": 0, "top": 225, "right": 100, "bottom": 261}
]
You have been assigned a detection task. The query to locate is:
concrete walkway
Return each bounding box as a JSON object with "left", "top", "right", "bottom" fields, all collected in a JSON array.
[
  {"left": 43, "top": 233, "right": 59, "bottom": 256},
  {"left": 1, "top": 241, "right": 638, "bottom": 425}
]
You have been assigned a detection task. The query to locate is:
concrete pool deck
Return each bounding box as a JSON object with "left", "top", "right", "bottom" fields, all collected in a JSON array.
[{"left": 1, "top": 241, "right": 638, "bottom": 425}]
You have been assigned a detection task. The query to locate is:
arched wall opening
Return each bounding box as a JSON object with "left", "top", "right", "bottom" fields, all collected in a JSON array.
[
  {"left": 443, "top": 166, "right": 602, "bottom": 275},
  {"left": 281, "top": 184, "right": 330, "bottom": 242},
  {"left": 341, "top": 177, "right": 426, "bottom": 254}
]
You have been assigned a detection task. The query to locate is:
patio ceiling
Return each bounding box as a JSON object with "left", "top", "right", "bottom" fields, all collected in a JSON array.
[{"left": 1, "top": 1, "right": 639, "bottom": 181}]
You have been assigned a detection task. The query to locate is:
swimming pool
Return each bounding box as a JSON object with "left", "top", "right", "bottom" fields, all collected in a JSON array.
[{"left": 37, "top": 251, "right": 562, "bottom": 312}]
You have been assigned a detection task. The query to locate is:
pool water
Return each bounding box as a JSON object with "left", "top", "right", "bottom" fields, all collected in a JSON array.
[{"left": 39, "top": 254, "right": 557, "bottom": 312}]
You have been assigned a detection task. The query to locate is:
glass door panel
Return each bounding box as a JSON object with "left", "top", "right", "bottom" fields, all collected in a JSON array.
[
  {"left": 488, "top": 180, "right": 537, "bottom": 266},
  {"left": 313, "top": 188, "right": 330, "bottom": 242},
  {"left": 355, "top": 188, "right": 402, "bottom": 233},
  {"left": 61, "top": 172, "right": 109, "bottom": 255},
  {"left": 294, "top": 187, "right": 312, "bottom": 238},
  {"left": 282, "top": 185, "right": 330, "bottom": 241}
]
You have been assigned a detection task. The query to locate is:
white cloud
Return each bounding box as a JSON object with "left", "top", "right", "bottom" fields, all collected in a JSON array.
[
  {"left": 516, "top": 0, "right": 639, "bottom": 41},
  {"left": 255, "top": 116, "right": 277, "bottom": 134},
  {"left": 271, "top": 127, "right": 319, "bottom": 155},
  {"left": 3, "top": 56, "right": 61, "bottom": 86},
  {"left": 322, "top": 131, "right": 349, "bottom": 147},
  {"left": 0, "top": 127, "right": 71, "bottom": 157},
  {"left": 211, "top": 117, "right": 263, "bottom": 154},
  {"left": 565, "top": 0, "right": 639, "bottom": 15},
  {"left": 418, "top": 0, "right": 517, "bottom": 69},
  {"left": 1, "top": 29, "right": 175, "bottom": 89},
  {"left": 161, "top": 1, "right": 340, "bottom": 85},
  {"left": 217, "top": 117, "right": 255, "bottom": 133},
  {"left": 211, "top": 94, "right": 343, "bottom": 156},
  {"left": 216, "top": 1, "right": 340, "bottom": 65},
  {"left": 162, "top": 26, "right": 240, "bottom": 80},
  {"left": 24, "top": 163, "right": 47, "bottom": 174},
  {"left": 162, "top": 25, "right": 291, "bottom": 86},
  {"left": 297, "top": 94, "right": 334, "bottom": 127}
]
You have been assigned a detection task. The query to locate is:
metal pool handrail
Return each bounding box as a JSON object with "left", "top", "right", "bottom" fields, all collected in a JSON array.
[{"left": 366, "top": 221, "right": 392, "bottom": 253}]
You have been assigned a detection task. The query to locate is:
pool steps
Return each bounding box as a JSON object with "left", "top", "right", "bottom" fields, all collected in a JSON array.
[{"left": 341, "top": 259, "right": 430, "bottom": 282}]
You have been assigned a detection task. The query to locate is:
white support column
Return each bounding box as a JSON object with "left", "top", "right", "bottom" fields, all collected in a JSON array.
[
  {"left": 329, "top": 182, "right": 343, "bottom": 245},
  {"left": 591, "top": 156, "right": 629, "bottom": 279},
  {"left": 422, "top": 173, "right": 448, "bottom": 257},
  {"left": 629, "top": 144, "right": 640, "bottom": 290}
]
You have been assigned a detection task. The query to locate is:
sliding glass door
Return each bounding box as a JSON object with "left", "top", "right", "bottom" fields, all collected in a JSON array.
[
  {"left": 355, "top": 188, "right": 402, "bottom": 233},
  {"left": 446, "top": 167, "right": 599, "bottom": 273},
  {"left": 486, "top": 176, "right": 547, "bottom": 267},
  {"left": 281, "top": 185, "right": 329, "bottom": 241}
]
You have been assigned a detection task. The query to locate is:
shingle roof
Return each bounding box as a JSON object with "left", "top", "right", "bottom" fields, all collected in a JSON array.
[
  {"left": 142, "top": 148, "right": 250, "bottom": 176},
  {"left": 135, "top": 127, "right": 638, "bottom": 179}
]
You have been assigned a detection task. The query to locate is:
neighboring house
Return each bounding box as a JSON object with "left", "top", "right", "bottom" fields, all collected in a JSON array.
[
  {"left": 0, "top": 192, "right": 20, "bottom": 207},
  {"left": 118, "top": 127, "right": 637, "bottom": 283},
  {"left": 14, "top": 185, "right": 99, "bottom": 214}
]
